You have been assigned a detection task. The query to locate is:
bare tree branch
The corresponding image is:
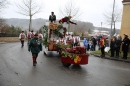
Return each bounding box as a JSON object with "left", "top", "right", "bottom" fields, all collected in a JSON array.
[{"left": 15, "top": 0, "right": 44, "bottom": 31}]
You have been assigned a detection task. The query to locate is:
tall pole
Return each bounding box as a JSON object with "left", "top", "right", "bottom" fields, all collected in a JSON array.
[
  {"left": 109, "top": 0, "right": 115, "bottom": 46},
  {"left": 110, "top": 0, "right": 115, "bottom": 38},
  {"left": 101, "top": 22, "right": 103, "bottom": 35}
]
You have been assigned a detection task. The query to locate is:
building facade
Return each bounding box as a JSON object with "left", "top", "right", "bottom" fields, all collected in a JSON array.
[{"left": 120, "top": 0, "right": 130, "bottom": 37}]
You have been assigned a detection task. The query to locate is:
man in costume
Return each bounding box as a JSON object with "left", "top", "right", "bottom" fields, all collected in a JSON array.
[
  {"left": 27, "top": 30, "right": 32, "bottom": 44},
  {"left": 59, "top": 16, "right": 77, "bottom": 25},
  {"left": 19, "top": 31, "right": 26, "bottom": 48},
  {"left": 49, "top": 12, "right": 56, "bottom": 23},
  {"left": 28, "top": 32, "right": 42, "bottom": 66}
]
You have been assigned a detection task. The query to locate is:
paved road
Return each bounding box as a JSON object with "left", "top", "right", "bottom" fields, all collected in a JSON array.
[{"left": 0, "top": 42, "right": 130, "bottom": 86}]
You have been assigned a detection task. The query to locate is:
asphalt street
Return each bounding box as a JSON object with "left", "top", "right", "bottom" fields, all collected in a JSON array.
[{"left": 0, "top": 42, "right": 130, "bottom": 86}]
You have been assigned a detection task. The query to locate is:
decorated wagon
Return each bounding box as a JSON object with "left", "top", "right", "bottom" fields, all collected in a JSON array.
[{"left": 43, "top": 22, "right": 89, "bottom": 67}]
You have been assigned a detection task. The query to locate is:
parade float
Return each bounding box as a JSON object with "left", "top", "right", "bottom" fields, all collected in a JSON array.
[{"left": 43, "top": 22, "right": 89, "bottom": 67}]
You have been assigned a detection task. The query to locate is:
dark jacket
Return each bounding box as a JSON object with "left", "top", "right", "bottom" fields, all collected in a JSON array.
[
  {"left": 28, "top": 38, "right": 42, "bottom": 53},
  {"left": 122, "top": 37, "right": 130, "bottom": 52},
  {"left": 110, "top": 40, "right": 116, "bottom": 50},
  {"left": 115, "top": 39, "right": 121, "bottom": 50},
  {"left": 49, "top": 15, "right": 56, "bottom": 22}
]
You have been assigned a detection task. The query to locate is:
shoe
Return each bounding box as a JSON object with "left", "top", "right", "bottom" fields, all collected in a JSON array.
[{"left": 33, "top": 62, "right": 36, "bottom": 66}]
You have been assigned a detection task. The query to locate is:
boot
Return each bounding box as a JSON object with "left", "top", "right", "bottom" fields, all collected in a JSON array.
[{"left": 32, "top": 58, "right": 36, "bottom": 66}]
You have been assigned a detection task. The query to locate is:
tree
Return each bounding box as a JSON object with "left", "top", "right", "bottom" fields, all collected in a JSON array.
[
  {"left": 59, "top": 0, "right": 81, "bottom": 34},
  {"left": 103, "top": 4, "right": 122, "bottom": 34},
  {"left": 0, "top": 0, "right": 9, "bottom": 14},
  {"left": 15, "top": 0, "right": 44, "bottom": 31}
]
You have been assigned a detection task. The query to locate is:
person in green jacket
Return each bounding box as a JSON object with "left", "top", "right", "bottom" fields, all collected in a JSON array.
[{"left": 28, "top": 32, "right": 42, "bottom": 66}]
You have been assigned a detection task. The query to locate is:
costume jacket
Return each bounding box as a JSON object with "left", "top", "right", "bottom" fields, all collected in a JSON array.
[
  {"left": 49, "top": 15, "right": 56, "bottom": 22},
  {"left": 28, "top": 38, "right": 42, "bottom": 53},
  {"left": 59, "top": 17, "right": 76, "bottom": 24}
]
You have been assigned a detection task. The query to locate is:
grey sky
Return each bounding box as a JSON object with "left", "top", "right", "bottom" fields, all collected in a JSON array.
[{"left": 3, "top": 0, "right": 123, "bottom": 29}]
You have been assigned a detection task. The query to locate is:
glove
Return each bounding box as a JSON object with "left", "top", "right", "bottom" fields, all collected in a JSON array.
[{"left": 75, "top": 23, "right": 77, "bottom": 25}]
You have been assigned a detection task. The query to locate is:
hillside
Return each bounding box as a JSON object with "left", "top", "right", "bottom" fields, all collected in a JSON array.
[{"left": 4, "top": 18, "right": 94, "bottom": 32}]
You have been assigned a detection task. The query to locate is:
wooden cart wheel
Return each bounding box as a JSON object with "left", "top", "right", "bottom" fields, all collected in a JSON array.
[{"left": 62, "top": 62, "right": 71, "bottom": 67}]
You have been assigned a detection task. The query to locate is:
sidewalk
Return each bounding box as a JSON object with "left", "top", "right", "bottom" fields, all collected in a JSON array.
[{"left": 92, "top": 54, "right": 130, "bottom": 63}]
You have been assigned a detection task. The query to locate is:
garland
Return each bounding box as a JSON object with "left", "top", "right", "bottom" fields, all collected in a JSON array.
[{"left": 43, "top": 24, "right": 66, "bottom": 47}]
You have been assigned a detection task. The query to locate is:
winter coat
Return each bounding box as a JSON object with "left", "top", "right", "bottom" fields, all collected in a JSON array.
[
  {"left": 83, "top": 38, "right": 89, "bottom": 49},
  {"left": 122, "top": 37, "right": 130, "bottom": 52},
  {"left": 115, "top": 39, "right": 121, "bottom": 50},
  {"left": 28, "top": 38, "right": 42, "bottom": 53}
]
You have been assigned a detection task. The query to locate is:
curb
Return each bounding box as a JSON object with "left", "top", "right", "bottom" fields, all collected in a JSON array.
[{"left": 92, "top": 54, "right": 130, "bottom": 63}]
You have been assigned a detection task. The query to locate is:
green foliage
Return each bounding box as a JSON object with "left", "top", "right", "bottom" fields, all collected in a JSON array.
[
  {"left": 0, "top": 25, "right": 22, "bottom": 37},
  {"left": 43, "top": 24, "right": 64, "bottom": 46},
  {"left": 43, "top": 25, "right": 49, "bottom": 47}
]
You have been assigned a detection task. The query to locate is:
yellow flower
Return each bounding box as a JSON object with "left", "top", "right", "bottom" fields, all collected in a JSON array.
[{"left": 74, "top": 55, "right": 82, "bottom": 63}]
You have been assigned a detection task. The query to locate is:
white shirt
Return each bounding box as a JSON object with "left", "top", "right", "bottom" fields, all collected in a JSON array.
[{"left": 19, "top": 33, "right": 26, "bottom": 39}]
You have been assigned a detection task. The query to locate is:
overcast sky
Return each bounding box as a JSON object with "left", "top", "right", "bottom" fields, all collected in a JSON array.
[{"left": 3, "top": 0, "right": 123, "bottom": 29}]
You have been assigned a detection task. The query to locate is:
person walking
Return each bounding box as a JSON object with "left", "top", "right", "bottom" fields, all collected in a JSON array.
[
  {"left": 19, "top": 31, "right": 26, "bottom": 48},
  {"left": 27, "top": 30, "right": 32, "bottom": 44},
  {"left": 28, "top": 33, "right": 42, "bottom": 66},
  {"left": 121, "top": 34, "right": 130, "bottom": 60}
]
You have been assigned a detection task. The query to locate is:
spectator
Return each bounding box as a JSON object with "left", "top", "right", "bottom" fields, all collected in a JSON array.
[
  {"left": 110, "top": 37, "right": 116, "bottom": 57},
  {"left": 115, "top": 35, "right": 122, "bottom": 58},
  {"left": 100, "top": 36, "right": 105, "bottom": 58},
  {"left": 121, "top": 34, "right": 130, "bottom": 60},
  {"left": 83, "top": 38, "right": 89, "bottom": 51},
  {"left": 92, "top": 37, "right": 97, "bottom": 51}
]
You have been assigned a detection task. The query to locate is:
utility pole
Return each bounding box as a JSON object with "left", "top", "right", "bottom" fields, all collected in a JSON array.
[
  {"left": 101, "top": 22, "right": 103, "bottom": 35},
  {"left": 110, "top": 0, "right": 115, "bottom": 38},
  {"left": 109, "top": 0, "right": 115, "bottom": 46}
]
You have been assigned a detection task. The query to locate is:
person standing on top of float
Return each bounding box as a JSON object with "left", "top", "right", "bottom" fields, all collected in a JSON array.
[
  {"left": 19, "top": 31, "right": 26, "bottom": 48},
  {"left": 49, "top": 12, "right": 56, "bottom": 23},
  {"left": 28, "top": 32, "right": 42, "bottom": 66},
  {"left": 59, "top": 16, "right": 77, "bottom": 25}
]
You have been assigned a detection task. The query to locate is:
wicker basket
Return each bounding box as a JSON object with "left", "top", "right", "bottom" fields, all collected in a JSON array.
[{"left": 49, "top": 23, "right": 58, "bottom": 30}]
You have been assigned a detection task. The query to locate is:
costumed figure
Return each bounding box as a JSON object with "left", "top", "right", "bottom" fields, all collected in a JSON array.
[
  {"left": 27, "top": 30, "right": 32, "bottom": 44},
  {"left": 49, "top": 12, "right": 56, "bottom": 23},
  {"left": 59, "top": 16, "right": 77, "bottom": 25},
  {"left": 19, "top": 31, "right": 26, "bottom": 48},
  {"left": 28, "top": 33, "right": 42, "bottom": 66}
]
